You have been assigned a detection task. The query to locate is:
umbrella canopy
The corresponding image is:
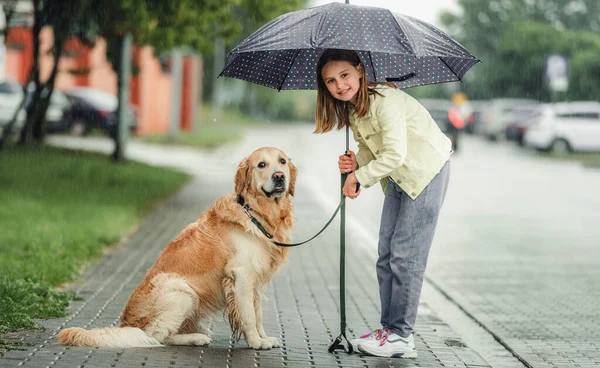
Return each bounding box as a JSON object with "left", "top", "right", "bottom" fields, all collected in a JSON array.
[{"left": 219, "top": 2, "right": 480, "bottom": 91}]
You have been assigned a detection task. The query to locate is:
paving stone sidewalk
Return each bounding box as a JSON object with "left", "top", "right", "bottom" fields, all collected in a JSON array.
[{"left": 0, "top": 172, "right": 491, "bottom": 368}]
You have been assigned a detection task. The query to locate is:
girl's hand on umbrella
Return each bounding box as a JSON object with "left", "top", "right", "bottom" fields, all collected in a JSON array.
[
  {"left": 338, "top": 150, "right": 357, "bottom": 174},
  {"left": 342, "top": 172, "right": 361, "bottom": 199}
]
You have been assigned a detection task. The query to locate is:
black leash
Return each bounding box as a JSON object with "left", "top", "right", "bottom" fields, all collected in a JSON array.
[{"left": 236, "top": 194, "right": 342, "bottom": 247}]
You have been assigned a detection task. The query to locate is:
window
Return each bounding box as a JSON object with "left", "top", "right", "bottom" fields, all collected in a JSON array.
[
  {"left": 0, "top": 82, "right": 21, "bottom": 94},
  {"left": 557, "top": 112, "right": 600, "bottom": 119}
]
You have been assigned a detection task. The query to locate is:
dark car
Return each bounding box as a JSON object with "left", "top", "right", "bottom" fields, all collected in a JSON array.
[
  {"left": 64, "top": 87, "right": 137, "bottom": 137},
  {"left": 418, "top": 99, "right": 453, "bottom": 132},
  {"left": 504, "top": 105, "right": 542, "bottom": 146},
  {"left": 24, "top": 86, "right": 73, "bottom": 133}
]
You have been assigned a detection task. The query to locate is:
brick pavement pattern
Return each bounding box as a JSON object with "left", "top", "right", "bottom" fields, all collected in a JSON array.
[{"left": 0, "top": 174, "right": 490, "bottom": 368}]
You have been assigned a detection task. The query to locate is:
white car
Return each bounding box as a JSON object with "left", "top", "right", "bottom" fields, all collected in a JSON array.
[{"left": 524, "top": 102, "right": 600, "bottom": 153}]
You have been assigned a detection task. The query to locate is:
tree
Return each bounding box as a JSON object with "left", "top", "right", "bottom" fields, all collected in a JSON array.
[
  {"left": 0, "top": 0, "right": 89, "bottom": 146},
  {"left": 0, "top": 0, "right": 307, "bottom": 152},
  {"left": 489, "top": 22, "right": 600, "bottom": 100},
  {"left": 439, "top": 0, "right": 600, "bottom": 100},
  {"left": 441, "top": 0, "right": 600, "bottom": 59},
  {"left": 202, "top": 0, "right": 307, "bottom": 104}
]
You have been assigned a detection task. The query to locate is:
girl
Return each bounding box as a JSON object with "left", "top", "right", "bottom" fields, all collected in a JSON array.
[{"left": 315, "top": 49, "right": 452, "bottom": 358}]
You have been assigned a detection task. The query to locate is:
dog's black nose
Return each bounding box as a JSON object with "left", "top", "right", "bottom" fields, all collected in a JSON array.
[{"left": 272, "top": 171, "right": 285, "bottom": 182}]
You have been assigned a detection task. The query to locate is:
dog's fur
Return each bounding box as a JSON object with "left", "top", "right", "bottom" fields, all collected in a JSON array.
[{"left": 58, "top": 147, "right": 297, "bottom": 350}]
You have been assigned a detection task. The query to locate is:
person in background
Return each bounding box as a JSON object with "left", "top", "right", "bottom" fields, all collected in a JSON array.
[
  {"left": 313, "top": 49, "right": 452, "bottom": 359},
  {"left": 446, "top": 105, "right": 465, "bottom": 152}
]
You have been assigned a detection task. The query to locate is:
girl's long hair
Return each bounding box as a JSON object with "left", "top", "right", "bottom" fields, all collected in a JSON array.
[{"left": 314, "top": 49, "right": 396, "bottom": 134}]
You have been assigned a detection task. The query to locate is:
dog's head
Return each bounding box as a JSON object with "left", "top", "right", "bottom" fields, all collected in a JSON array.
[{"left": 235, "top": 147, "right": 297, "bottom": 199}]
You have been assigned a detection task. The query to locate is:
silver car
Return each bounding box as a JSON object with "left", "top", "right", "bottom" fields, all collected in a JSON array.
[
  {"left": 480, "top": 98, "right": 539, "bottom": 141},
  {"left": 0, "top": 79, "right": 26, "bottom": 133}
]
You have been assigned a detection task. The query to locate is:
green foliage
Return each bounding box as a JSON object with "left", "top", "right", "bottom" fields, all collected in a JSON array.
[
  {"left": 537, "top": 152, "right": 600, "bottom": 167},
  {"left": 203, "top": 0, "right": 308, "bottom": 105},
  {"left": 237, "top": 0, "right": 307, "bottom": 35},
  {"left": 440, "top": 0, "right": 600, "bottom": 101},
  {"left": 0, "top": 277, "right": 75, "bottom": 333},
  {"left": 0, "top": 146, "right": 190, "bottom": 332},
  {"left": 142, "top": 105, "right": 255, "bottom": 148},
  {"left": 442, "top": 0, "right": 600, "bottom": 58},
  {"left": 483, "top": 22, "right": 600, "bottom": 101},
  {"left": 239, "top": 86, "right": 316, "bottom": 122},
  {"left": 71, "top": 0, "right": 307, "bottom": 68}
]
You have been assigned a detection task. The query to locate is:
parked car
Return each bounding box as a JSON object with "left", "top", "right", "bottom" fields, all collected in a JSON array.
[
  {"left": 24, "top": 85, "right": 73, "bottom": 133},
  {"left": 418, "top": 98, "right": 453, "bottom": 132},
  {"left": 480, "top": 98, "right": 539, "bottom": 141},
  {"left": 0, "top": 79, "right": 26, "bottom": 133},
  {"left": 0, "top": 81, "right": 76, "bottom": 135},
  {"left": 524, "top": 102, "right": 600, "bottom": 153},
  {"left": 44, "top": 90, "right": 73, "bottom": 132},
  {"left": 64, "top": 87, "right": 138, "bottom": 137},
  {"left": 463, "top": 100, "right": 489, "bottom": 134},
  {"left": 504, "top": 105, "right": 543, "bottom": 146}
]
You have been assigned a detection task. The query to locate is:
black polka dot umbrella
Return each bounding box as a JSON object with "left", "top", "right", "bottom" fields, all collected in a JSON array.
[{"left": 219, "top": 2, "right": 480, "bottom": 90}]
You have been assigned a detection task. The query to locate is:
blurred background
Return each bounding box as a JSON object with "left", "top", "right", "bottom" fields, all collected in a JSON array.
[{"left": 0, "top": 0, "right": 597, "bottom": 157}]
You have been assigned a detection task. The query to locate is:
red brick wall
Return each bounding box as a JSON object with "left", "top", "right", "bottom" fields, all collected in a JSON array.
[{"left": 3, "top": 27, "right": 200, "bottom": 135}]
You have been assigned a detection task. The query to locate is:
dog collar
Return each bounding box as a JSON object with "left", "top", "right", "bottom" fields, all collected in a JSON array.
[{"left": 236, "top": 194, "right": 274, "bottom": 239}]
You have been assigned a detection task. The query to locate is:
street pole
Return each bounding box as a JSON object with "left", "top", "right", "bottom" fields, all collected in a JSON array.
[
  {"left": 212, "top": 23, "right": 225, "bottom": 124},
  {"left": 113, "top": 32, "right": 132, "bottom": 162},
  {"left": 169, "top": 49, "right": 183, "bottom": 140}
]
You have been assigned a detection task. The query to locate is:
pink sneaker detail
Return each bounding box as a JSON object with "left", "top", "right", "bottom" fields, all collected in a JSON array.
[{"left": 359, "top": 329, "right": 383, "bottom": 340}]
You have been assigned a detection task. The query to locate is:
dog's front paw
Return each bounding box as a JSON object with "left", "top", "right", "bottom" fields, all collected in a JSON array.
[
  {"left": 189, "top": 333, "right": 212, "bottom": 346},
  {"left": 264, "top": 336, "right": 281, "bottom": 348},
  {"left": 247, "top": 337, "right": 277, "bottom": 350}
]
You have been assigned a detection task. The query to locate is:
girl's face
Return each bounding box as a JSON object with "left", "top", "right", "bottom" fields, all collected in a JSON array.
[{"left": 321, "top": 60, "right": 362, "bottom": 105}]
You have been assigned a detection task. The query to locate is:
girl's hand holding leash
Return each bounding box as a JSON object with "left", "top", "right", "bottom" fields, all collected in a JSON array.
[{"left": 342, "top": 172, "right": 361, "bottom": 198}]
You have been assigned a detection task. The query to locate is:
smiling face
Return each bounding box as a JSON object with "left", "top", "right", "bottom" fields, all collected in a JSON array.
[
  {"left": 235, "top": 147, "right": 297, "bottom": 199},
  {"left": 321, "top": 60, "right": 363, "bottom": 105}
]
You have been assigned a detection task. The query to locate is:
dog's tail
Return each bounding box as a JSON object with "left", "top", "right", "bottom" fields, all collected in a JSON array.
[{"left": 57, "top": 326, "right": 162, "bottom": 348}]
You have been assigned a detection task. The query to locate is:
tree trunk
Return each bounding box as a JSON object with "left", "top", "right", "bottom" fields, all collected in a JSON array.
[
  {"left": 18, "top": 0, "right": 42, "bottom": 146},
  {"left": 32, "top": 40, "right": 63, "bottom": 142},
  {"left": 112, "top": 33, "right": 132, "bottom": 162}
]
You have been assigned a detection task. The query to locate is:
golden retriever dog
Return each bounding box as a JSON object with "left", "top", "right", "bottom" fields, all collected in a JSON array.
[{"left": 58, "top": 147, "right": 297, "bottom": 350}]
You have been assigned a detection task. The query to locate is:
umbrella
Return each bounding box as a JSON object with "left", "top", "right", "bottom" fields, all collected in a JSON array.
[
  {"left": 219, "top": 0, "right": 480, "bottom": 355},
  {"left": 219, "top": 2, "right": 480, "bottom": 90}
]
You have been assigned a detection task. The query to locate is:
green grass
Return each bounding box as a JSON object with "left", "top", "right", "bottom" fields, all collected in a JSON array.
[
  {"left": 537, "top": 151, "right": 600, "bottom": 166},
  {"left": 0, "top": 145, "right": 190, "bottom": 335},
  {"left": 141, "top": 105, "right": 262, "bottom": 149}
]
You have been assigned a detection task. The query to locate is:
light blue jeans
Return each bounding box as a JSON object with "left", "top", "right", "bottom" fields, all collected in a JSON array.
[{"left": 377, "top": 160, "right": 450, "bottom": 338}]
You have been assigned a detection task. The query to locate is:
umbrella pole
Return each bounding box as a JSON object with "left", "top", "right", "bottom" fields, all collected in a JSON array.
[
  {"left": 329, "top": 0, "right": 355, "bottom": 355},
  {"left": 328, "top": 124, "right": 353, "bottom": 354}
]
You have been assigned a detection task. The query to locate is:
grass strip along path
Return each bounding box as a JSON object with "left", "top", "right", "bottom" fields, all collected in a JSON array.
[
  {"left": 141, "top": 105, "right": 262, "bottom": 149},
  {"left": 0, "top": 146, "right": 191, "bottom": 343}
]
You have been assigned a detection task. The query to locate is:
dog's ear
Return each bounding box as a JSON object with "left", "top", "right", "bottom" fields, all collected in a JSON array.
[
  {"left": 235, "top": 157, "right": 250, "bottom": 194},
  {"left": 288, "top": 160, "right": 297, "bottom": 197}
]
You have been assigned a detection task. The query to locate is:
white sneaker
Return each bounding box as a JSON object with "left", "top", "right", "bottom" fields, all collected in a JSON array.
[
  {"left": 349, "top": 328, "right": 384, "bottom": 349},
  {"left": 357, "top": 329, "right": 417, "bottom": 358}
]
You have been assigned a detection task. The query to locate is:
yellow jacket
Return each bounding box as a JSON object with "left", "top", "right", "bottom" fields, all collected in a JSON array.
[{"left": 351, "top": 85, "right": 452, "bottom": 200}]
